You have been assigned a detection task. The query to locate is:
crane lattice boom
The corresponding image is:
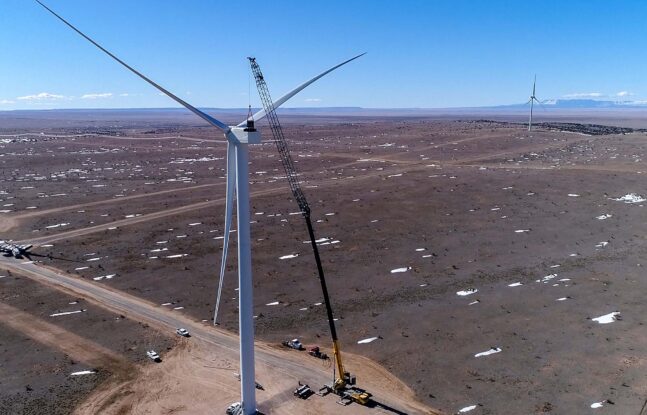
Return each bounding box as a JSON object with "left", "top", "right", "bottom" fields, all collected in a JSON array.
[
  {"left": 248, "top": 57, "right": 310, "bottom": 217},
  {"left": 248, "top": 57, "right": 352, "bottom": 391}
]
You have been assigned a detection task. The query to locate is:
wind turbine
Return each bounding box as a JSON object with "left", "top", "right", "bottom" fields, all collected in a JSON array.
[
  {"left": 527, "top": 75, "right": 542, "bottom": 131},
  {"left": 35, "top": 2, "right": 363, "bottom": 414}
]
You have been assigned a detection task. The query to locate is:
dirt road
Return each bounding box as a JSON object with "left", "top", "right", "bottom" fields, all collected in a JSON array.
[
  {"left": 0, "top": 257, "right": 438, "bottom": 415},
  {"left": 0, "top": 301, "right": 130, "bottom": 372}
]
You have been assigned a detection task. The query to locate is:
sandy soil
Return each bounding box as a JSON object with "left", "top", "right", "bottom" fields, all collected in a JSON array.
[{"left": 74, "top": 339, "right": 430, "bottom": 415}]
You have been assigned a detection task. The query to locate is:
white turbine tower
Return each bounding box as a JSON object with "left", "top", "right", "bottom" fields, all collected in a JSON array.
[
  {"left": 36, "top": 2, "right": 363, "bottom": 414},
  {"left": 527, "top": 75, "right": 542, "bottom": 131}
]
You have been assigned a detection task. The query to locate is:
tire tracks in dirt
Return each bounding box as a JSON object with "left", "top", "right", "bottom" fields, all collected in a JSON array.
[{"left": 0, "top": 302, "right": 128, "bottom": 369}]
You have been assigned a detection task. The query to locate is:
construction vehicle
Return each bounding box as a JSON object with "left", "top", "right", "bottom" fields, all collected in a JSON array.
[
  {"left": 308, "top": 346, "right": 329, "bottom": 360},
  {"left": 249, "top": 57, "right": 371, "bottom": 407},
  {"left": 294, "top": 383, "right": 314, "bottom": 400},
  {"left": 282, "top": 338, "right": 305, "bottom": 350},
  {"left": 225, "top": 402, "right": 242, "bottom": 415}
]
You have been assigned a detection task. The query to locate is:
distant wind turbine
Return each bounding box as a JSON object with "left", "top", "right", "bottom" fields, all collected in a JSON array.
[{"left": 527, "top": 75, "right": 542, "bottom": 131}]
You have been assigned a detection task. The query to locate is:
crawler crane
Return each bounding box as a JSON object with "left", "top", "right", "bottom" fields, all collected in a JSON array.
[{"left": 248, "top": 57, "right": 370, "bottom": 406}]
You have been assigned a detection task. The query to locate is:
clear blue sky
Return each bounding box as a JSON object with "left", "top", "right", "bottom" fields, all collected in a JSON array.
[{"left": 1, "top": 1, "right": 646, "bottom": 110}]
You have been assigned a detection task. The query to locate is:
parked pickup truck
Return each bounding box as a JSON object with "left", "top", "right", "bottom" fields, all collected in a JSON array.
[{"left": 146, "top": 350, "right": 161, "bottom": 362}]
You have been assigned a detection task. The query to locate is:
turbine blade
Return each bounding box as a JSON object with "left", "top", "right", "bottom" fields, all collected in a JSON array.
[
  {"left": 533, "top": 74, "right": 536, "bottom": 96},
  {"left": 213, "top": 142, "right": 237, "bottom": 325},
  {"left": 238, "top": 53, "right": 366, "bottom": 126},
  {"left": 35, "top": 0, "right": 229, "bottom": 133},
  {"left": 536, "top": 98, "right": 547, "bottom": 111}
]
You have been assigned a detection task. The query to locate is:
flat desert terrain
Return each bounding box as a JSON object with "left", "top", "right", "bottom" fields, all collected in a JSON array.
[{"left": 2, "top": 110, "right": 647, "bottom": 414}]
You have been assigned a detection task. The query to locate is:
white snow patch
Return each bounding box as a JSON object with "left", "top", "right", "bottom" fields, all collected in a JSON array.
[
  {"left": 514, "top": 229, "right": 530, "bottom": 233},
  {"left": 592, "top": 311, "right": 620, "bottom": 324},
  {"left": 279, "top": 254, "right": 299, "bottom": 260},
  {"left": 508, "top": 282, "right": 523, "bottom": 287},
  {"left": 266, "top": 301, "right": 280, "bottom": 306},
  {"left": 46, "top": 222, "right": 70, "bottom": 229},
  {"left": 474, "top": 347, "right": 502, "bottom": 358},
  {"left": 457, "top": 288, "right": 478, "bottom": 296},
  {"left": 50, "top": 309, "right": 85, "bottom": 317},
  {"left": 303, "top": 237, "right": 330, "bottom": 244},
  {"left": 596, "top": 214, "right": 612, "bottom": 220},
  {"left": 537, "top": 274, "right": 557, "bottom": 283},
  {"left": 458, "top": 405, "right": 478, "bottom": 413},
  {"left": 357, "top": 337, "right": 379, "bottom": 344},
  {"left": 93, "top": 274, "right": 116, "bottom": 281},
  {"left": 390, "top": 267, "right": 411, "bottom": 274},
  {"left": 70, "top": 370, "right": 96, "bottom": 376},
  {"left": 611, "top": 193, "right": 646, "bottom": 203},
  {"left": 591, "top": 401, "right": 604, "bottom": 409}
]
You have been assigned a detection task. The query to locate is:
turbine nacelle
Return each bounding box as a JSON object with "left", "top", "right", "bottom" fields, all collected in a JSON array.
[{"left": 227, "top": 126, "right": 261, "bottom": 145}]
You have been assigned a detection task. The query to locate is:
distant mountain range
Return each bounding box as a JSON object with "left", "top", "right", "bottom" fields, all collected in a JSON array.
[
  {"left": 500, "top": 99, "right": 647, "bottom": 109},
  {"left": 2, "top": 100, "right": 647, "bottom": 117}
]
